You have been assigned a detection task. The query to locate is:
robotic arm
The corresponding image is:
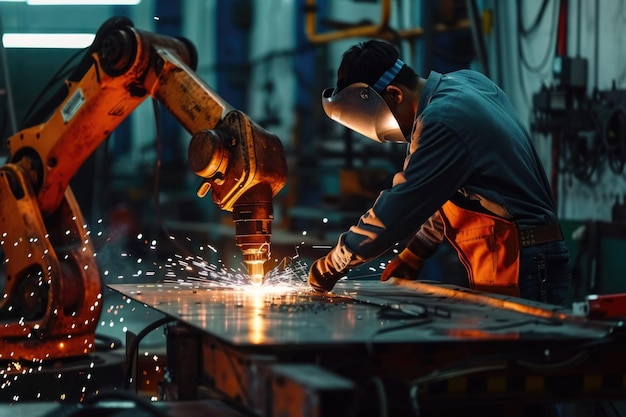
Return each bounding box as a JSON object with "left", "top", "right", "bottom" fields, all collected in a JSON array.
[{"left": 0, "top": 17, "right": 286, "bottom": 361}]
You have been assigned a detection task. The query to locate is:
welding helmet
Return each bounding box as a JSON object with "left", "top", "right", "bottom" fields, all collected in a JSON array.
[{"left": 321, "top": 59, "right": 407, "bottom": 143}]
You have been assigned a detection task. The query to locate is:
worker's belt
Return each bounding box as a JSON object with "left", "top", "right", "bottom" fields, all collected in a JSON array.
[{"left": 518, "top": 224, "right": 563, "bottom": 247}]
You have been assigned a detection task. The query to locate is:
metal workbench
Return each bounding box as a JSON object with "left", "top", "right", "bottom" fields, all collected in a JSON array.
[{"left": 109, "top": 278, "right": 626, "bottom": 416}]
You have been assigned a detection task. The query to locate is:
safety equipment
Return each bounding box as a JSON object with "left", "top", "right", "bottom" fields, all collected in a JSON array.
[
  {"left": 441, "top": 202, "right": 521, "bottom": 297},
  {"left": 321, "top": 59, "right": 407, "bottom": 143},
  {"left": 381, "top": 248, "right": 426, "bottom": 282},
  {"left": 308, "top": 255, "right": 346, "bottom": 292},
  {"left": 322, "top": 84, "right": 406, "bottom": 143}
]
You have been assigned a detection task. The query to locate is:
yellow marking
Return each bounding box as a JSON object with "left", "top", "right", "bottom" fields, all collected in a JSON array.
[
  {"left": 584, "top": 375, "right": 602, "bottom": 391},
  {"left": 525, "top": 376, "right": 544, "bottom": 392},
  {"left": 448, "top": 377, "right": 468, "bottom": 394},
  {"left": 487, "top": 376, "right": 507, "bottom": 393}
]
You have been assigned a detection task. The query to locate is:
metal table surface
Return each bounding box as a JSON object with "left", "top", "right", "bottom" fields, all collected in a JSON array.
[{"left": 108, "top": 278, "right": 620, "bottom": 350}]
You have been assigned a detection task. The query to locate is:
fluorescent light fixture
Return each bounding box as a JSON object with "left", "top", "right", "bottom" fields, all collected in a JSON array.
[
  {"left": 26, "top": 0, "right": 141, "bottom": 4},
  {"left": 2, "top": 33, "right": 95, "bottom": 48}
]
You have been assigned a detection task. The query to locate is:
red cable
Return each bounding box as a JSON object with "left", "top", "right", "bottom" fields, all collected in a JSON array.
[{"left": 556, "top": 0, "right": 568, "bottom": 56}]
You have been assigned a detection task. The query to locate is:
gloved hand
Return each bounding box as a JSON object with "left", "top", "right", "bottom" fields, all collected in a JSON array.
[
  {"left": 308, "top": 255, "right": 346, "bottom": 293},
  {"left": 381, "top": 247, "right": 425, "bottom": 282}
]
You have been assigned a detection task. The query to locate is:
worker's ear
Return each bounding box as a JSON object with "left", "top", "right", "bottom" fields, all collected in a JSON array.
[{"left": 384, "top": 84, "right": 404, "bottom": 104}]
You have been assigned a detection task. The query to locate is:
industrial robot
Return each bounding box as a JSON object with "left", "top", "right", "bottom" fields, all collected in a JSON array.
[{"left": 0, "top": 16, "right": 287, "bottom": 362}]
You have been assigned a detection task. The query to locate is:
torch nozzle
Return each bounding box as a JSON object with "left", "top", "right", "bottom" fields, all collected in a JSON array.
[
  {"left": 233, "top": 184, "right": 274, "bottom": 287},
  {"left": 242, "top": 249, "right": 268, "bottom": 286}
]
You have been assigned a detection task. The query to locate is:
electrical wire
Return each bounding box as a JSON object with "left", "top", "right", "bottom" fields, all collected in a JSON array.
[
  {"left": 123, "top": 316, "right": 177, "bottom": 391},
  {"left": 599, "top": 400, "right": 623, "bottom": 417},
  {"left": 408, "top": 322, "right": 626, "bottom": 396},
  {"left": 515, "top": 349, "right": 590, "bottom": 371},
  {"left": 518, "top": 0, "right": 551, "bottom": 37},
  {"left": 94, "top": 333, "right": 124, "bottom": 351},
  {"left": 558, "top": 112, "right": 605, "bottom": 183},
  {"left": 203, "top": 335, "right": 255, "bottom": 411},
  {"left": 410, "top": 361, "right": 509, "bottom": 388},
  {"left": 513, "top": 1, "right": 554, "bottom": 112},
  {"left": 594, "top": 0, "right": 599, "bottom": 88},
  {"left": 150, "top": 98, "right": 195, "bottom": 261},
  {"left": 81, "top": 390, "right": 172, "bottom": 417},
  {"left": 18, "top": 47, "right": 85, "bottom": 129},
  {"left": 576, "top": 0, "right": 582, "bottom": 57},
  {"left": 604, "top": 108, "right": 626, "bottom": 175},
  {"left": 517, "top": 0, "right": 559, "bottom": 74},
  {"left": 366, "top": 317, "right": 433, "bottom": 355},
  {"left": 348, "top": 376, "right": 391, "bottom": 417}
]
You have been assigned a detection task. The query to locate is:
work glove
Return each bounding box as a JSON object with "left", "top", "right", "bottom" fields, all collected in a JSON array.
[
  {"left": 381, "top": 237, "right": 433, "bottom": 282},
  {"left": 380, "top": 249, "right": 425, "bottom": 282},
  {"left": 308, "top": 255, "right": 346, "bottom": 293},
  {"left": 308, "top": 245, "right": 353, "bottom": 292}
]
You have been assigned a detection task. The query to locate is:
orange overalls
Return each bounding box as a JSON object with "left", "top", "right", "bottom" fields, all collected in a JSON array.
[{"left": 441, "top": 201, "right": 521, "bottom": 297}]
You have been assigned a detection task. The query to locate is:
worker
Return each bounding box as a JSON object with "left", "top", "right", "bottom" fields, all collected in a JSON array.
[{"left": 308, "top": 39, "right": 572, "bottom": 305}]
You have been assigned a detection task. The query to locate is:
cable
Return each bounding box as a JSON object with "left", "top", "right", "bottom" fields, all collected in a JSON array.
[
  {"left": 348, "top": 376, "right": 390, "bottom": 417},
  {"left": 18, "top": 47, "right": 86, "bottom": 129},
  {"left": 204, "top": 335, "right": 255, "bottom": 409},
  {"left": 560, "top": 112, "right": 604, "bottom": 183},
  {"left": 515, "top": 349, "right": 590, "bottom": 371},
  {"left": 605, "top": 108, "right": 626, "bottom": 174},
  {"left": 517, "top": 0, "right": 559, "bottom": 74},
  {"left": 82, "top": 390, "right": 172, "bottom": 417},
  {"left": 150, "top": 99, "right": 195, "bottom": 261},
  {"left": 576, "top": 0, "right": 582, "bottom": 57},
  {"left": 594, "top": 0, "right": 599, "bottom": 88},
  {"left": 95, "top": 333, "right": 124, "bottom": 351},
  {"left": 514, "top": 0, "right": 558, "bottom": 112},
  {"left": 518, "top": 0, "right": 551, "bottom": 37},
  {"left": 39, "top": 387, "right": 175, "bottom": 417},
  {"left": 408, "top": 322, "right": 626, "bottom": 393},
  {"left": 123, "top": 315, "right": 177, "bottom": 390},
  {"left": 366, "top": 317, "right": 433, "bottom": 355},
  {"left": 599, "top": 400, "right": 623, "bottom": 417}
]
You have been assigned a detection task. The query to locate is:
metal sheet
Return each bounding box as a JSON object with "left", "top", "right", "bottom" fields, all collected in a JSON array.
[{"left": 108, "top": 279, "right": 619, "bottom": 349}]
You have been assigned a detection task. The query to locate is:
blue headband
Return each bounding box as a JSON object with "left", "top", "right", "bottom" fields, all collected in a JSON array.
[{"left": 372, "top": 59, "right": 404, "bottom": 93}]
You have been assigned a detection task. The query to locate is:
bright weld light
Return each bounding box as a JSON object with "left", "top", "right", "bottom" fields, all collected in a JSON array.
[{"left": 2, "top": 33, "right": 95, "bottom": 49}]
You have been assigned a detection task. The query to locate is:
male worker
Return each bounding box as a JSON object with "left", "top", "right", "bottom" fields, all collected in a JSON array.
[{"left": 308, "top": 39, "right": 572, "bottom": 305}]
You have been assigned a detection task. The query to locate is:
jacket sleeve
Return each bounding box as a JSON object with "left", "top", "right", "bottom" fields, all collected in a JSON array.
[
  {"left": 327, "top": 120, "right": 472, "bottom": 271},
  {"left": 409, "top": 210, "right": 446, "bottom": 258}
]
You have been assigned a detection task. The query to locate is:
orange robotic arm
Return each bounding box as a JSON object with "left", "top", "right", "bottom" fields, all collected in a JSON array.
[{"left": 0, "top": 17, "right": 286, "bottom": 361}]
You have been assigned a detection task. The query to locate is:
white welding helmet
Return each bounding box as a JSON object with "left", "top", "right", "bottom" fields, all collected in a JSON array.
[{"left": 321, "top": 59, "right": 407, "bottom": 143}]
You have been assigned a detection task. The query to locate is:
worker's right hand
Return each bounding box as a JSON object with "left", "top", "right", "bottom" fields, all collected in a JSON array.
[
  {"left": 381, "top": 248, "right": 425, "bottom": 282},
  {"left": 308, "top": 255, "right": 346, "bottom": 293}
]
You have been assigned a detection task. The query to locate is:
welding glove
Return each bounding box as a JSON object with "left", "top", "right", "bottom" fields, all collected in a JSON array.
[
  {"left": 381, "top": 238, "right": 434, "bottom": 282},
  {"left": 308, "top": 245, "right": 352, "bottom": 292}
]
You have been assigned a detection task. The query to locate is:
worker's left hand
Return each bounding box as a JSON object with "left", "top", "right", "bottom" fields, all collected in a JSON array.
[
  {"left": 381, "top": 247, "right": 426, "bottom": 282},
  {"left": 308, "top": 255, "right": 346, "bottom": 293}
]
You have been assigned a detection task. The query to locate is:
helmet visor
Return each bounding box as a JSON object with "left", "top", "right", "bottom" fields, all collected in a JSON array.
[{"left": 322, "top": 83, "right": 406, "bottom": 143}]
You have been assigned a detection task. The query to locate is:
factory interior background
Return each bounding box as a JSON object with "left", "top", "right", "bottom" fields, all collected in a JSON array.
[{"left": 1, "top": 0, "right": 626, "bottom": 416}]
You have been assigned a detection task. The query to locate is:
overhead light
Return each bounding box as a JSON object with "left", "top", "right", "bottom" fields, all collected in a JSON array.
[
  {"left": 26, "top": 0, "right": 141, "bottom": 4},
  {"left": 2, "top": 33, "right": 95, "bottom": 48}
]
